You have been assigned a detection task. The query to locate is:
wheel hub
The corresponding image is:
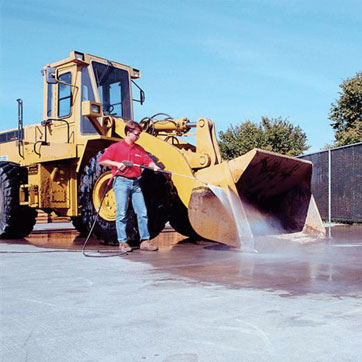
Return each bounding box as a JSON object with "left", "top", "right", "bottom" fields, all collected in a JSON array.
[{"left": 92, "top": 172, "right": 117, "bottom": 221}]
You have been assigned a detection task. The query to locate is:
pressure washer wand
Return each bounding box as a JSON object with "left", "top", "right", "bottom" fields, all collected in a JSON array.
[{"left": 122, "top": 161, "right": 206, "bottom": 184}]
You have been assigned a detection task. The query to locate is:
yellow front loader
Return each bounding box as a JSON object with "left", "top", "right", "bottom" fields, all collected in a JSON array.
[{"left": 0, "top": 51, "right": 325, "bottom": 248}]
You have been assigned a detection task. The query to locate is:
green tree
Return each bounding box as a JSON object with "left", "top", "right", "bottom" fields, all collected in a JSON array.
[
  {"left": 329, "top": 72, "right": 362, "bottom": 146},
  {"left": 218, "top": 117, "right": 310, "bottom": 160}
]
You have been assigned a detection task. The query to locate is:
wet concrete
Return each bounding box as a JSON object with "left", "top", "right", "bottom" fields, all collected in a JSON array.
[
  {"left": 15, "top": 223, "right": 362, "bottom": 297},
  {"left": 1, "top": 223, "right": 362, "bottom": 362},
  {"left": 131, "top": 224, "right": 362, "bottom": 297}
]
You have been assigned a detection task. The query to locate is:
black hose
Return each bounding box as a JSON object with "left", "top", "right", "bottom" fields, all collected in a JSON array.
[
  {"left": 140, "top": 113, "right": 175, "bottom": 135},
  {"left": 0, "top": 250, "right": 80, "bottom": 254},
  {"left": 82, "top": 177, "right": 128, "bottom": 258},
  {"left": 1, "top": 177, "right": 127, "bottom": 257},
  {"left": 150, "top": 112, "right": 173, "bottom": 120}
]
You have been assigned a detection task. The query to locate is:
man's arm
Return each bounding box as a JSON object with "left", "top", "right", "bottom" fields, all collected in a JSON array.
[{"left": 99, "top": 159, "right": 127, "bottom": 171}]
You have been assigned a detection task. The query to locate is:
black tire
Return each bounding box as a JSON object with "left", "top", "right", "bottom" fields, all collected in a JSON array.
[
  {"left": 78, "top": 152, "right": 117, "bottom": 243},
  {"left": 0, "top": 161, "right": 37, "bottom": 239},
  {"left": 167, "top": 186, "right": 198, "bottom": 239},
  {"left": 70, "top": 216, "right": 88, "bottom": 236},
  {"left": 140, "top": 169, "right": 170, "bottom": 238},
  {"left": 78, "top": 150, "right": 170, "bottom": 244}
]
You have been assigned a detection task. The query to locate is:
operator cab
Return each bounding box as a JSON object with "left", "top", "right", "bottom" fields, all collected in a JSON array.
[
  {"left": 44, "top": 51, "right": 144, "bottom": 136},
  {"left": 92, "top": 61, "right": 131, "bottom": 118},
  {"left": 80, "top": 61, "right": 133, "bottom": 133}
]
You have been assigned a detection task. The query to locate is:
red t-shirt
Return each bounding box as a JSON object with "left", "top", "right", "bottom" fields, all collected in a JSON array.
[{"left": 98, "top": 140, "right": 153, "bottom": 178}]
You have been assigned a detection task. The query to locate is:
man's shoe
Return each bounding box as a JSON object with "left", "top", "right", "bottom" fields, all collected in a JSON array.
[
  {"left": 140, "top": 240, "right": 158, "bottom": 251},
  {"left": 119, "top": 242, "right": 132, "bottom": 252}
]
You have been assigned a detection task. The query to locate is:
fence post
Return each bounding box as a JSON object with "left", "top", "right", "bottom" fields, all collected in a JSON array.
[{"left": 328, "top": 148, "right": 331, "bottom": 225}]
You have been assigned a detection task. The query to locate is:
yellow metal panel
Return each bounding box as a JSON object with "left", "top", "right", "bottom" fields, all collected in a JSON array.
[{"left": 136, "top": 132, "right": 196, "bottom": 206}]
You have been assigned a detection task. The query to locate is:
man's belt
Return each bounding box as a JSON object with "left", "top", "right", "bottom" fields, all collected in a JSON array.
[{"left": 115, "top": 175, "right": 140, "bottom": 180}]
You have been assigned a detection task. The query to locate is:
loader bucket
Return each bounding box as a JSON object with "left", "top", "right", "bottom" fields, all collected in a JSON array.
[{"left": 188, "top": 149, "right": 325, "bottom": 249}]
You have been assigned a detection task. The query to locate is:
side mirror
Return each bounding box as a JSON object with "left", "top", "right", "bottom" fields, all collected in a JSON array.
[
  {"left": 46, "top": 67, "right": 57, "bottom": 84},
  {"left": 132, "top": 80, "right": 145, "bottom": 105}
]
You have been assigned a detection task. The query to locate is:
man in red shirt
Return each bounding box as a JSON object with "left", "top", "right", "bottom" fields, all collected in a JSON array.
[{"left": 98, "top": 121, "right": 160, "bottom": 252}]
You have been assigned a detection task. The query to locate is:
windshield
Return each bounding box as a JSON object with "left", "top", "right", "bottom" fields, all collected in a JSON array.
[{"left": 92, "top": 61, "right": 132, "bottom": 120}]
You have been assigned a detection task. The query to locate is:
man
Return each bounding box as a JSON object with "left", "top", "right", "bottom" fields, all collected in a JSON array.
[{"left": 98, "top": 121, "right": 160, "bottom": 252}]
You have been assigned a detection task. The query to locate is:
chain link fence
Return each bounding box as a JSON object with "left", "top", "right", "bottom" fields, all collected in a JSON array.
[{"left": 300, "top": 142, "right": 362, "bottom": 223}]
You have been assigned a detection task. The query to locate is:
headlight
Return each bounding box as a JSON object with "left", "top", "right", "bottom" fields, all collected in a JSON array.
[
  {"left": 74, "top": 51, "right": 84, "bottom": 61},
  {"left": 91, "top": 104, "right": 101, "bottom": 114}
]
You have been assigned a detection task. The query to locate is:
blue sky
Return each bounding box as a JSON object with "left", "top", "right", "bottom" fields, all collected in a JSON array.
[{"left": 1, "top": 0, "right": 361, "bottom": 153}]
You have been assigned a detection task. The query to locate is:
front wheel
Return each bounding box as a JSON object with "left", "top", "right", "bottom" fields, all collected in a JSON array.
[
  {"left": 70, "top": 216, "right": 88, "bottom": 236},
  {"left": 78, "top": 152, "right": 117, "bottom": 243},
  {"left": 78, "top": 150, "right": 170, "bottom": 244}
]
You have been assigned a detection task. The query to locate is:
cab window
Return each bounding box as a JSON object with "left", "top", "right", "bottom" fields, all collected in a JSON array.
[
  {"left": 47, "top": 83, "right": 53, "bottom": 117},
  {"left": 58, "top": 72, "right": 72, "bottom": 118},
  {"left": 92, "top": 62, "right": 131, "bottom": 120},
  {"left": 81, "top": 67, "right": 97, "bottom": 134}
]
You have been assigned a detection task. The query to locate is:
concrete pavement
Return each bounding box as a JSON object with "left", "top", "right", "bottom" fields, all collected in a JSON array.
[{"left": 1, "top": 224, "right": 362, "bottom": 362}]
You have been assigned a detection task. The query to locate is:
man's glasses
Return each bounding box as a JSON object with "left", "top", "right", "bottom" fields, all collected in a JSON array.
[{"left": 132, "top": 132, "right": 141, "bottom": 137}]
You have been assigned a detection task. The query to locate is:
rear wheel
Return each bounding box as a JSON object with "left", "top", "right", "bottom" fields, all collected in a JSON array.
[
  {"left": 0, "top": 161, "right": 37, "bottom": 239},
  {"left": 78, "top": 150, "right": 170, "bottom": 245}
]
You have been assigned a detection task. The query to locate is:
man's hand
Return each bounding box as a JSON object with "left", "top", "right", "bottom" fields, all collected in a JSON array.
[
  {"left": 117, "top": 162, "right": 127, "bottom": 171},
  {"left": 148, "top": 162, "right": 160, "bottom": 173}
]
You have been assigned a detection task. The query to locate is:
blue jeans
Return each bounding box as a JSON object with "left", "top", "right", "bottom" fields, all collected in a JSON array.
[{"left": 113, "top": 176, "right": 150, "bottom": 243}]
